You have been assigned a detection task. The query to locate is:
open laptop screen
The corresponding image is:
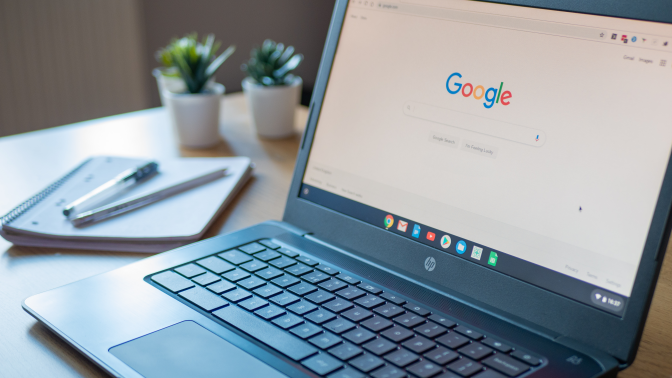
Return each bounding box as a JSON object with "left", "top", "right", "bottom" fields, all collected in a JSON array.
[{"left": 300, "top": 0, "right": 672, "bottom": 315}]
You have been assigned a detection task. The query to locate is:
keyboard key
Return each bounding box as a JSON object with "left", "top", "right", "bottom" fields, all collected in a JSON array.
[
  {"left": 255, "top": 250, "right": 281, "bottom": 261},
  {"left": 363, "top": 337, "right": 397, "bottom": 355},
  {"left": 384, "top": 348, "right": 419, "bottom": 367},
  {"left": 436, "top": 332, "right": 470, "bottom": 349},
  {"left": 288, "top": 300, "right": 318, "bottom": 315},
  {"left": 206, "top": 280, "right": 236, "bottom": 294},
  {"left": 270, "top": 292, "right": 300, "bottom": 307},
  {"left": 414, "top": 321, "right": 448, "bottom": 338},
  {"left": 483, "top": 354, "right": 530, "bottom": 376},
  {"left": 428, "top": 314, "right": 456, "bottom": 328},
  {"left": 191, "top": 272, "right": 221, "bottom": 286},
  {"left": 253, "top": 284, "right": 283, "bottom": 298},
  {"left": 320, "top": 279, "right": 349, "bottom": 292},
  {"left": 380, "top": 292, "right": 406, "bottom": 305},
  {"left": 296, "top": 256, "right": 320, "bottom": 266},
  {"left": 302, "top": 353, "right": 343, "bottom": 375},
  {"left": 272, "top": 313, "right": 304, "bottom": 329},
  {"left": 407, "top": 360, "right": 443, "bottom": 378},
  {"left": 459, "top": 342, "right": 493, "bottom": 360},
  {"left": 306, "top": 290, "right": 336, "bottom": 304},
  {"left": 329, "top": 342, "right": 363, "bottom": 360},
  {"left": 354, "top": 295, "right": 385, "bottom": 309},
  {"left": 361, "top": 317, "right": 393, "bottom": 332},
  {"left": 259, "top": 239, "right": 281, "bottom": 250},
  {"left": 288, "top": 282, "right": 318, "bottom": 296},
  {"left": 358, "top": 283, "right": 383, "bottom": 295},
  {"left": 270, "top": 256, "right": 297, "bottom": 269},
  {"left": 174, "top": 263, "right": 206, "bottom": 278},
  {"left": 238, "top": 276, "right": 267, "bottom": 290},
  {"left": 447, "top": 358, "right": 483, "bottom": 377},
  {"left": 424, "top": 346, "right": 459, "bottom": 365},
  {"left": 256, "top": 267, "right": 285, "bottom": 280},
  {"left": 343, "top": 328, "right": 376, "bottom": 344},
  {"left": 371, "top": 365, "right": 406, "bottom": 378},
  {"left": 151, "top": 271, "right": 194, "bottom": 292},
  {"left": 213, "top": 305, "right": 317, "bottom": 361},
  {"left": 303, "top": 271, "right": 331, "bottom": 284},
  {"left": 324, "top": 318, "right": 356, "bottom": 334},
  {"left": 337, "top": 273, "right": 361, "bottom": 285},
  {"left": 316, "top": 264, "right": 339, "bottom": 275},
  {"left": 350, "top": 353, "right": 384, "bottom": 373},
  {"left": 510, "top": 350, "right": 542, "bottom": 366},
  {"left": 178, "top": 286, "right": 228, "bottom": 311},
  {"left": 481, "top": 338, "right": 512, "bottom": 353},
  {"left": 454, "top": 325, "right": 483, "bottom": 340},
  {"left": 404, "top": 303, "right": 431, "bottom": 316},
  {"left": 255, "top": 304, "right": 286, "bottom": 320},
  {"left": 240, "top": 260, "right": 268, "bottom": 273},
  {"left": 278, "top": 247, "right": 300, "bottom": 258},
  {"left": 290, "top": 322, "right": 323, "bottom": 339},
  {"left": 222, "top": 288, "right": 252, "bottom": 302},
  {"left": 222, "top": 268, "right": 250, "bottom": 282},
  {"left": 286, "top": 263, "right": 314, "bottom": 276},
  {"left": 435, "top": 373, "right": 461, "bottom": 378},
  {"left": 310, "top": 331, "right": 343, "bottom": 349},
  {"left": 238, "top": 296, "right": 268, "bottom": 311},
  {"left": 472, "top": 370, "right": 506, "bottom": 378},
  {"left": 380, "top": 326, "right": 414, "bottom": 342},
  {"left": 341, "top": 307, "right": 373, "bottom": 322},
  {"left": 196, "top": 256, "right": 235, "bottom": 274},
  {"left": 323, "top": 297, "right": 354, "bottom": 313},
  {"left": 238, "top": 242, "right": 266, "bottom": 254},
  {"left": 393, "top": 313, "right": 425, "bottom": 328},
  {"left": 328, "top": 367, "right": 366, "bottom": 378},
  {"left": 305, "top": 308, "right": 337, "bottom": 324},
  {"left": 402, "top": 336, "right": 436, "bottom": 354},
  {"left": 272, "top": 275, "right": 301, "bottom": 288},
  {"left": 337, "top": 287, "right": 366, "bottom": 300},
  {"left": 373, "top": 304, "right": 405, "bottom": 318},
  {"left": 219, "top": 250, "right": 253, "bottom": 265}
]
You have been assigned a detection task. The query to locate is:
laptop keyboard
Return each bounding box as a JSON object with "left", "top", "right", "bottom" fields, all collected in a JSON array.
[{"left": 149, "top": 240, "right": 546, "bottom": 378}]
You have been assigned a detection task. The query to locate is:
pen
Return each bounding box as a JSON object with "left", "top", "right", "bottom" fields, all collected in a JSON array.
[
  {"left": 63, "top": 162, "right": 159, "bottom": 217},
  {"left": 70, "top": 167, "right": 228, "bottom": 227}
]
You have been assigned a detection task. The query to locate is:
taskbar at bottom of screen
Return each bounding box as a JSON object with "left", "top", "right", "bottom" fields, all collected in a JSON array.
[{"left": 298, "top": 183, "right": 628, "bottom": 316}]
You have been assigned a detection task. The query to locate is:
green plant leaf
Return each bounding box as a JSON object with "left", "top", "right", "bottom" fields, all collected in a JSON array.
[
  {"left": 273, "top": 54, "right": 303, "bottom": 79},
  {"left": 205, "top": 45, "right": 236, "bottom": 78}
]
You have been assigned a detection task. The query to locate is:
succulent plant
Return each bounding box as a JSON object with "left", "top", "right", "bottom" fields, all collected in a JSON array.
[
  {"left": 241, "top": 39, "right": 303, "bottom": 86},
  {"left": 156, "top": 33, "right": 235, "bottom": 94}
]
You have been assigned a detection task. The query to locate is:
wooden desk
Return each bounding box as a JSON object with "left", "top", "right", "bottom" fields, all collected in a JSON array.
[{"left": 0, "top": 93, "right": 670, "bottom": 377}]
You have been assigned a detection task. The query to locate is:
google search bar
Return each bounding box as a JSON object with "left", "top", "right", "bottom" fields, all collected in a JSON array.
[{"left": 403, "top": 101, "right": 546, "bottom": 147}]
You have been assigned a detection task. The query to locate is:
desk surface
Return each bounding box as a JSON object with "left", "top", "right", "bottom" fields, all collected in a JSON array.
[{"left": 0, "top": 93, "right": 670, "bottom": 377}]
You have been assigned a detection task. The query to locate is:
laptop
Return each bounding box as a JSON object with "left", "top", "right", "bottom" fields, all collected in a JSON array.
[{"left": 23, "top": 0, "right": 672, "bottom": 377}]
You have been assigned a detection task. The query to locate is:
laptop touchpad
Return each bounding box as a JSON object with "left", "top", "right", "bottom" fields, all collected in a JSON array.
[{"left": 109, "top": 321, "right": 288, "bottom": 378}]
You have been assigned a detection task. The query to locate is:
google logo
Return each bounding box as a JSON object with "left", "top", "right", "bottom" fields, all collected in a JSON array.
[{"left": 446, "top": 72, "right": 512, "bottom": 109}]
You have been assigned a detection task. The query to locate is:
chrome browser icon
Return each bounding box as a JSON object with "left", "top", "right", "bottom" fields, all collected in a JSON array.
[
  {"left": 384, "top": 215, "right": 394, "bottom": 229},
  {"left": 440, "top": 235, "right": 452, "bottom": 249}
]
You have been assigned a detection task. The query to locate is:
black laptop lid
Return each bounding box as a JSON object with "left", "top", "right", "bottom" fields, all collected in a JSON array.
[{"left": 285, "top": 0, "right": 672, "bottom": 364}]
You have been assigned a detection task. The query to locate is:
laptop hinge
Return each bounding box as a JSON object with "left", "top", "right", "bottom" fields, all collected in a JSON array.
[{"left": 264, "top": 220, "right": 311, "bottom": 237}]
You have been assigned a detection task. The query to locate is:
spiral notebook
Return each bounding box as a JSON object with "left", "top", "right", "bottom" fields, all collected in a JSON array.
[{"left": 0, "top": 156, "right": 253, "bottom": 253}]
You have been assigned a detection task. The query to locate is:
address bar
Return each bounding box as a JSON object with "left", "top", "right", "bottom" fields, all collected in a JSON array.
[
  {"left": 376, "top": 1, "right": 606, "bottom": 41},
  {"left": 403, "top": 101, "right": 546, "bottom": 147}
]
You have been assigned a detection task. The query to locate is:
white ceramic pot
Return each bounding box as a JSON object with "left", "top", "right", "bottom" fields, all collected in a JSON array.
[
  {"left": 152, "top": 68, "right": 187, "bottom": 106},
  {"left": 242, "top": 76, "right": 302, "bottom": 139},
  {"left": 163, "top": 83, "right": 224, "bottom": 148}
]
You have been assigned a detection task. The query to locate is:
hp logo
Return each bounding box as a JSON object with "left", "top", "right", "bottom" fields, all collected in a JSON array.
[{"left": 424, "top": 257, "right": 436, "bottom": 272}]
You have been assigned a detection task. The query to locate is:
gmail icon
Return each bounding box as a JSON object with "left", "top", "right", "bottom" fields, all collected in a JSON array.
[{"left": 397, "top": 220, "right": 408, "bottom": 232}]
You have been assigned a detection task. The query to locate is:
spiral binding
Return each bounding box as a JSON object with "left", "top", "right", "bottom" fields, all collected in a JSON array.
[{"left": 0, "top": 158, "right": 93, "bottom": 226}]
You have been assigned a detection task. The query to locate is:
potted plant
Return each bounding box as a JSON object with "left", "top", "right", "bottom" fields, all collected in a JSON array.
[
  {"left": 241, "top": 40, "right": 304, "bottom": 139},
  {"left": 155, "top": 33, "right": 235, "bottom": 148}
]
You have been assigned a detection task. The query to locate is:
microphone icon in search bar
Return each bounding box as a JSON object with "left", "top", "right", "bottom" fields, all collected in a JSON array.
[{"left": 403, "top": 101, "right": 546, "bottom": 147}]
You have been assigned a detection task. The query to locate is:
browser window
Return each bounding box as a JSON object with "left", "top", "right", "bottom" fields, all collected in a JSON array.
[{"left": 301, "top": 0, "right": 672, "bottom": 313}]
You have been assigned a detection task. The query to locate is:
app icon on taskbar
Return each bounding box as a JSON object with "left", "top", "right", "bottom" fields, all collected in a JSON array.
[
  {"left": 426, "top": 232, "right": 436, "bottom": 241},
  {"left": 384, "top": 215, "right": 394, "bottom": 229},
  {"left": 397, "top": 220, "right": 408, "bottom": 232},
  {"left": 412, "top": 224, "right": 421, "bottom": 238},
  {"left": 488, "top": 252, "right": 498, "bottom": 266},
  {"left": 456, "top": 240, "right": 467, "bottom": 254},
  {"left": 471, "top": 246, "right": 483, "bottom": 260},
  {"left": 440, "top": 235, "right": 451, "bottom": 249}
]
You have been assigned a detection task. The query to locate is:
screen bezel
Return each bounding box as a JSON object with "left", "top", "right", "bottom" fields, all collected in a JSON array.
[{"left": 284, "top": 0, "right": 672, "bottom": 364}]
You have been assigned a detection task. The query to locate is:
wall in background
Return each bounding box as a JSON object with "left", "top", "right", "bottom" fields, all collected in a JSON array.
[{"left": 0, "top": 0, "right": 335, "bottom": 137}]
